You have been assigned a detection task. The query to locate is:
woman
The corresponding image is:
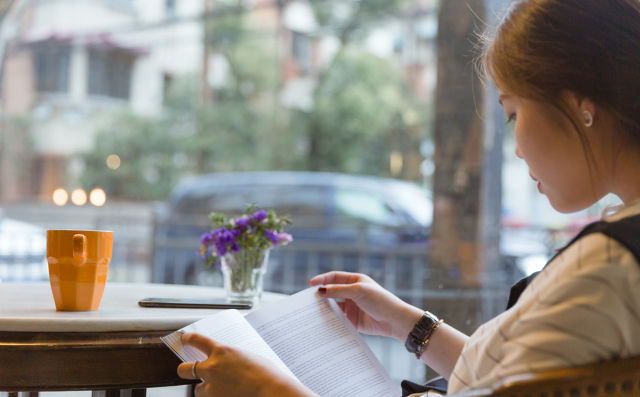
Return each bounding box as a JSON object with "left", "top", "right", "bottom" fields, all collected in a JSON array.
[{"left": 177, "top": 0, "right": 640, "bottom": 394}]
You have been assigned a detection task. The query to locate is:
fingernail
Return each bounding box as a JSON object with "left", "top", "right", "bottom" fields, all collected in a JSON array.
[{"left": 318, "top": 287, "right": 327, "bottom": 295}]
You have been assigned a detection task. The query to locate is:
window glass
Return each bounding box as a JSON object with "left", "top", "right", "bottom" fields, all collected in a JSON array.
[
  {"left": 88, "top": 48, "right": 134, "bottom": 99},
  {"left": 254, "top": 185, "right": 327, "bottom": 218},
  {"left": 35, "top": 41, "right": 70, "bottom": 93},
  {"left": 335, "top": 188, "right": 398, "bottom": 225},
  {"left": 387, "top": 183, "right": 433, "bottom": 226},
  {"left": 291, "top": 32, "right": 312, "bottom": 74},
  {"left": 174, "top": 184, "right": 327, "bottom": 217},
  {"left": 165, "top": 0, "right": 176, "bottom": 17},
  {"left": 0, "top": 0, "right": 617, "bottom": 388}
]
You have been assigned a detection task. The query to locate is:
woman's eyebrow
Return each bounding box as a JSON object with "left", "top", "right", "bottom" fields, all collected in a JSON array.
[{"left": 498, "top": 94, "right": 511, "bottom": 105}]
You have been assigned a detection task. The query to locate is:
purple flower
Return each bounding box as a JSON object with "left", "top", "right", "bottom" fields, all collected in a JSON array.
[
  {"left": 215, "top": 243, "right": 227, "bottom": 256},
  {"left": 235, "top": 217, "right": 250, "bottom": 229},
  {"left": 200, "top": 208, "right": 292, "bottom": 265},
  {"left": 264, "top": 229, "right": 279, "bottom": 245},
  {"left": 252, "top": 210, "right": 268, "bottom": 222},
  {"left": 231, "top": 228, "right": 243, "bottom": 238},
  {"left": 209, "top": 227, "right": 238, "bottom": 256},
  {"left": 200, "top": 231, "right": 215, "bottom": 246},
  {"left": 218, "top": 228, "right": 235, "bottom": 244},
  {"left": 277, "top": 232, "right": 293, "bottom": 246}
]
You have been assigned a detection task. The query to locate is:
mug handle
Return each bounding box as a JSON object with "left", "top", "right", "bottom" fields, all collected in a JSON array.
[{"left": 73, "top": 234, "right": 87, "bottom": 265}]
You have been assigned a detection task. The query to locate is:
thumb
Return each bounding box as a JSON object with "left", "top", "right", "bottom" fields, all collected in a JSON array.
[{"left": 181, "top": 332, "right": 218, "bottom": 356}]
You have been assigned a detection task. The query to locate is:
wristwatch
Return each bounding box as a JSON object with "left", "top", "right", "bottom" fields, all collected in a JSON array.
[{"left": 404, "top": 311, "right": 442, "bottom": 359}]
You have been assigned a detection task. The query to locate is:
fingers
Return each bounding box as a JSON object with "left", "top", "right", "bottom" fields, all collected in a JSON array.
[
  {"left": 343, "top": 299, "right": 362, "bottom": 324},
  {"left": 177, "top": 333, "right": 219, "bottom": 380},
  {"left": 177, "top": 361, "right": 202, "bottom": 380},
  {"left": 181, "top": 333, "right": 217, "bottom": 356},
  {"left": 319, "top": 283, "right": 367, "bottom": 300},
  {"left": 194, "top": 382, "right": 210, "bottom": 397},
  {"left": 309, "top": 271, "right": 365, "bottom": 286}
]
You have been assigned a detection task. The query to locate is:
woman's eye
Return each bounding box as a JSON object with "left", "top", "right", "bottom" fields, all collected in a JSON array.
[{"left": 505, "top": 113, "right": 516, "bottom": 125}]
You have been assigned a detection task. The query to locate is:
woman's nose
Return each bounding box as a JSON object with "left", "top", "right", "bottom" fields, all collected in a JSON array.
[{"left": 515, "top": 146, "right": 524, "bottom": 159}]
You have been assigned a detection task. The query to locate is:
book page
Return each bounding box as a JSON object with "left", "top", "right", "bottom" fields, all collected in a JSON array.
[
  {"left": 246, "top": 288, "right": 400, "bottom": 397},
  {"left": 161, "top": 309, "right": 296, "bottom": 380}
]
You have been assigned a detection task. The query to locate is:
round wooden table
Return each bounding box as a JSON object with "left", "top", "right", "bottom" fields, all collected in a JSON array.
[{"left": 0, "top": 282, "right": 285, "bottom": 396}]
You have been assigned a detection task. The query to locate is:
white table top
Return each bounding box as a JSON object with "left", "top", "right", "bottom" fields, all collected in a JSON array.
[{"left": 0, "top": 282, "right": 286, "bottom": 333}]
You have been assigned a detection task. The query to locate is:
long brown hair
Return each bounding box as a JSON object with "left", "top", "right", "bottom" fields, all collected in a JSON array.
[{"left": 481, "top": 0, "right": 640, "bottom": 142}]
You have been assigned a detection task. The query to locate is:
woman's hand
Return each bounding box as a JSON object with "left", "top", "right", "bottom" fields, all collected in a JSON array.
[
  {"left": 309, "top": 271, "right": 423, "bottom": 341},
  {"left": 177, "top": 333, "right": 316, "bottom": 397}
]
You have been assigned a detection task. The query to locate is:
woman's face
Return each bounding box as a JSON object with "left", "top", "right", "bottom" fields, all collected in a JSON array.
[{"left": 499, "top": 92, "right": 601, "bottom": 213}]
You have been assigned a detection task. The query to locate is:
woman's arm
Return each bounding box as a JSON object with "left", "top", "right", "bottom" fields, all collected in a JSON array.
[
  {"left": 309, "top": 271, "right": 468, "bottom": 380},
  {"left": 420, "top": 322, "right": 468, "bottom": 379}
]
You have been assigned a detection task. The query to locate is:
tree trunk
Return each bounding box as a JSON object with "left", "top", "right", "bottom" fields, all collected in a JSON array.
[
  {"left": 426, "top": 0, "right": 507, "bottom": 345},
  {"left": 430, "top": 0, "right": 487, "bottom": 288}
]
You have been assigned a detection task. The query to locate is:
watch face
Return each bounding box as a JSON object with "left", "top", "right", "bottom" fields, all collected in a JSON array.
[
  {"left": 419, "top": 312, "right": 438, "bottom": 329},
  {"left": 405, "top": 311, "right": 440, "bottom": 356}
]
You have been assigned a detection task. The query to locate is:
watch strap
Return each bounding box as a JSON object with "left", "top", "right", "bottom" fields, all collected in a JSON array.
[{"left": 404, "top": 311, "right": 442, "bottom": 359}]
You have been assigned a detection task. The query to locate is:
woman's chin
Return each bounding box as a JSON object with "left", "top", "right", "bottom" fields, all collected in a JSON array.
[{"left": 547, "top": 195, "right": 596, "bottom": 214}]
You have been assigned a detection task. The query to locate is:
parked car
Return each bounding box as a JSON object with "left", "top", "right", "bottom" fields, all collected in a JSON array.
[
  {"left": 0, "top": 209, "right": 48, "bottom": 281},
  {"left": 151, "top": 171, "right": 433, "bottom": 287},
  {"left": 151, "top": 171, "right": 545, "bottom": 291}
]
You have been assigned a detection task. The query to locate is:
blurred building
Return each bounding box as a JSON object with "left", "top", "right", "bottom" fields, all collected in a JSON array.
[
  {"left": 0, "top": 0, "right": 204, "bottom": 202},
  {"left": 0, "top": 0, "right": 437, "bottom": 203}
]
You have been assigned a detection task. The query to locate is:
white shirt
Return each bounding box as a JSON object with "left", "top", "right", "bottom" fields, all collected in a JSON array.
[{"left": 447, "top": 200, "right": 640, "bottom": 393}]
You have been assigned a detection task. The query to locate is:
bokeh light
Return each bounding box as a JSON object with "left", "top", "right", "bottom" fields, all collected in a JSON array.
[
  {"left": 52, "top": 188, "right": 68, "bottom": 206},
  {"left": 389, "top": 151, "right": 403, "bottom": 176},
  {"left": 89, "top": 188, "right": 107, "bottom": 207},
  {"left": 71, "top": 189, "right": 87, "bottom": 206},
  {"left": 106, "top": 154, "right": 121, "bottom": 170}
]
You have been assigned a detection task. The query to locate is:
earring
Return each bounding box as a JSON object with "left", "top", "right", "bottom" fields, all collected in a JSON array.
[{"left": 583, "top": 110, "right": 594, "bottom": 127}]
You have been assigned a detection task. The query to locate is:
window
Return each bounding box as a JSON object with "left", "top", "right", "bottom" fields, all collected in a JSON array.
[
  {"left": 88, "top": 48, "right": 134, "bottom": 99},
  {"left": 2, "top": 0, "right": 614, "bottom": 388},
  {"left": 165, "top": 0, "right": 176, "bottom": 17},
  {"left": 291, "top": 31, "right": 312, "bottom": 74},
  {"left": 162, "top": 72, "right": 174, "bottom": 104},
  {"left": 335, "top": 188, "right": 399, "bottom": 226},
  {"left": 35, "top": 42, "right": 70, "bottom": 93},
  {"left": 174, "top": 184, "right": 327, "bottom": 219}
]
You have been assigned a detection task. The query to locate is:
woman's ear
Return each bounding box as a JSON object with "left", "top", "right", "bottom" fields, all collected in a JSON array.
[
  {"left": 578, "top": 98, "right": 596, "bottom": 121},
  {"left": 561, "top": 90, "right": 596, "bottom": 125}
]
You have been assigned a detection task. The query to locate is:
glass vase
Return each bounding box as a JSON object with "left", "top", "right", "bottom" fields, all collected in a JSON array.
[{"left": 220, "top": 248, "right": 269, "bottom": 304}]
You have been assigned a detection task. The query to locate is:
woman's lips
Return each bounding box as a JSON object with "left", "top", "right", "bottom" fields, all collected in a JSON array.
[{"left": 530, "top": 174, "right": 542, "bottom": 192}]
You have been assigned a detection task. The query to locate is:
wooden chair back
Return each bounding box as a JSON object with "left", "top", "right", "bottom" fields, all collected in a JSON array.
[{"left": 452, "top": 356, "right": 640, "bottom": 397}]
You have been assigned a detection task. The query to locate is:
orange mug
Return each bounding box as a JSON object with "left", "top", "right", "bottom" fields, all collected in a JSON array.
[{"left": 47, "top": 230, "right": 113, "bottom": 311}]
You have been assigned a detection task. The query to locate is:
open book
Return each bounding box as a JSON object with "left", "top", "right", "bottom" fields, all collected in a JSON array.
[{"left": 161, "top": 287, "right": 399, "bottom": 397}]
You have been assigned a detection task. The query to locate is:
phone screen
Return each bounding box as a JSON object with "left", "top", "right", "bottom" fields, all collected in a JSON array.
[{"left": 138, "top": 297, "right": 252, "bottom": 309}]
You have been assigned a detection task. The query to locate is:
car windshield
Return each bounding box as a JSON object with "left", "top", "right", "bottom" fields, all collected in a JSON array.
[
  {"left": 388, "top": 184, "right": 432, "bottom": 227},
  {"left": 335, "top": 187, "right": 401, "bottom": 225}
]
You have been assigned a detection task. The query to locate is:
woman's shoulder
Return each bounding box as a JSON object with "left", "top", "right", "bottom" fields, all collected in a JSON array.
[
  {"left": 516, "top": 210, "right": 640, "bottom": 312},
  {"left": 539, "top": 226, "right": 640, "bottom": 291},
  {"left": 545, "top": 200, "right": 640, "bottom": 276}
]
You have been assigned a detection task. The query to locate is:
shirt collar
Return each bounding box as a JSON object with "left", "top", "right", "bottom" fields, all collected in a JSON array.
[{"left": 602, "top": 198, "right": 640, "bottom": 221}]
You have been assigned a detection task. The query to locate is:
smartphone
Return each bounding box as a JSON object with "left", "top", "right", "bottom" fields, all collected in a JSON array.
[{"left": 138, "top": 297, "right": 253, "bottom": 309}]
